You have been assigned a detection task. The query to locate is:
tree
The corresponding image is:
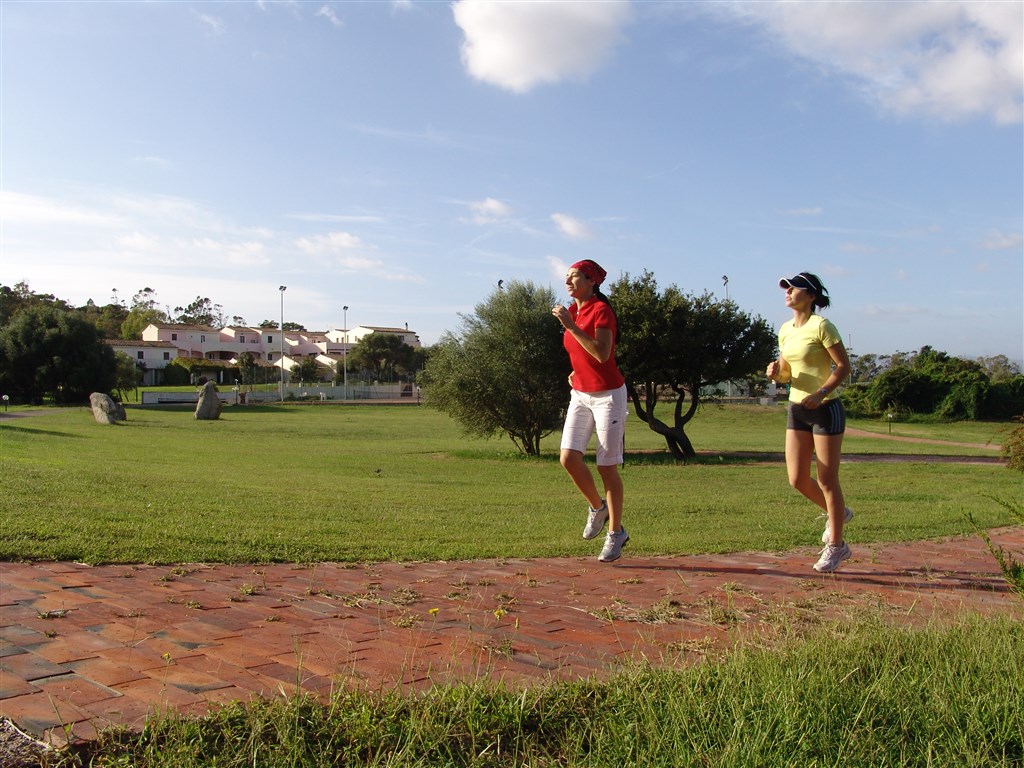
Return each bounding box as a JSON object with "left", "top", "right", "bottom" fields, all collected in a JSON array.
[
  {"left": 77, "top": 299, "right": 129, "bottom": 340},
  {"left": 258, "top": 319, "right": 306, "bottom": 331},
  {"left": 118, "top": 287, "right": 169, "bottom": 339},
  {"left": 610, "top": 271, "right": 776, "bottom": 459},
  {"left": 237, "top": 351, "right": 259, "bottom": 391},
  {"left": 290, "top": 357, "right": 324, "bottom": 385},
  {"left": 0, "top": 281, "right": 73, "bottom": 326},
  {"left": 977, "top": 354, "right": 1021, "bottom": 384},
  {"left": 112, "top": 352, "right": 143, "bottom": 401},
  {"left": 173, "top": 296, "right": 224, "bottom": 327},
  {"left": 349, "top": 333, "right": 416, "bottom": 382},
  {"left": 0, "top": 305, "right": 116, "bottom": 404},
  {"left": 420, "top": 280, "right": 571, "bottom": 456}
]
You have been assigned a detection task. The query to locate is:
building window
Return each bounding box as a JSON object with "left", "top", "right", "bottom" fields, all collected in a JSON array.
[
  {"left": 163, "top": 352, "right": 170, "bottom": 360},
  {"left": 268, "top": 353, "right": 274, "bottom": 361},
  {"left": 171, "top": 333, "right": 177, "bottom": 341},
  {"left": 267, "top": 335, "right": 274, "bottom": 344},
  {"left": 240, "top": 335, "right": 245, "bottom": 343},
  {"left": 201, "top": 335, "right": 206, "bottom": 343},
  {"left": 137, "top": 351, "right": 144, "bottom": 360}
]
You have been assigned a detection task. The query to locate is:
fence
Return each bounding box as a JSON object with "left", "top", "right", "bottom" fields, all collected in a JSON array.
[{"left": 140, "top": 384, "right": 420, "bottom": 405}]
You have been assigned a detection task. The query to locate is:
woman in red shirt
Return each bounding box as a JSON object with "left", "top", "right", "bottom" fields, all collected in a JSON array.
[{"left": 551, "top": 260, "right": 629, "bottom": 563}]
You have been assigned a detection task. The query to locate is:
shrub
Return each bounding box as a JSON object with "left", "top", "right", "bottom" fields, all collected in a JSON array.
[{"left": 1002, "top": 417, "right": 1024, "bottom": 472}]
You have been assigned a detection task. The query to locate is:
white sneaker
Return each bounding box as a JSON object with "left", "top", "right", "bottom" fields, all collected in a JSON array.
[
  {"left": 599, "top": 528, "right": 629, "bottom": 563},
  {"left": 821, "top": 506, "right": 855, "bottom": 544},
  {"left": 583, "top": 502, "right": 609, "bottom": 540},
  {"left": 813, "top": 542, "right": 851, "bottom": 573}
]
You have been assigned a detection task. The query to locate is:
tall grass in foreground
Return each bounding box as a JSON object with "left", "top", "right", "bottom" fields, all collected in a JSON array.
[{"left": 66, "top": 617, "right": 1023, "bottom": 768}]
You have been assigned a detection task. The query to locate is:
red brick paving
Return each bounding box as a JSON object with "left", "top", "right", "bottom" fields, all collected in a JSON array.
[{"left": 2, "top": 527, "right": 1022, "bottom": 748}]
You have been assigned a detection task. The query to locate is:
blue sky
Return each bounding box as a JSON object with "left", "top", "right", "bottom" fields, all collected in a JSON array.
[{"left": 2, "top": 0, "right": 1021, "bottom": 360}]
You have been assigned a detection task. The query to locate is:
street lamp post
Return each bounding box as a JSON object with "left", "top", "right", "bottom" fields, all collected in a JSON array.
[
  {"left": 279, "top": 286, "right": 287, "bottom": 401},
  {"left": 342, "top": 305, "right": 349, "bottom": 399},
  {"left": 722, "top": 275, "right": 729, "bottom": 302}
]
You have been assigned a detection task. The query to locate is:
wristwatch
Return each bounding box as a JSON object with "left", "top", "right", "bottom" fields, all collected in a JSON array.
[{"left": 818, "top": 386, "right": 830, "bottom": 396}]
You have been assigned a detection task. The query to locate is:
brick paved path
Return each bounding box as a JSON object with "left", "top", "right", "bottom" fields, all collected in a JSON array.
[{"left": 2, "top": 527, "right": 1022, "bottom": 750}]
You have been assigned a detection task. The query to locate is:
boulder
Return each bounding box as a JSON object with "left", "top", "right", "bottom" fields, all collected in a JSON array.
[
  {"left": 90, "top": 392, "right": 126, "bottom": 424},
  {"left": 194, "top": 381, "right": 223, "bottom": 420}
]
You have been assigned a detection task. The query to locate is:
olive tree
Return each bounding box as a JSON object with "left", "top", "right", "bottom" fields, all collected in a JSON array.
[
  {"left": 420, "top": 280, "right": 571, "bottom": 455},
  {"left": 0, "top": 305, "right": 117, "bottom": 404},
  {"left": 610, "top": 270, "right": 776, "bottom": 459}
]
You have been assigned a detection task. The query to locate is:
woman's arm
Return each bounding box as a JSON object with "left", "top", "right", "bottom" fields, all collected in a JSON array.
[
  {"left": 766, "top": 356, "right": 791, "bottom": 383},
  {"left": 565, "top": 325, "right": 613, "bottom": 363},
  {"left": 551, "top": 304, "right": 613, "bottom": 362},
  {"left": 801, "top": 342, "right": 851, "bottom": 408}
]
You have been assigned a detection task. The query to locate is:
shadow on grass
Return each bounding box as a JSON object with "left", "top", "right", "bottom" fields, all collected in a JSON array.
[
  {"left": 0, "top": 423, "right": 83, "bottom": 438},
  {"left": 448, "top": 449, "right": 777, "bottom": 466}
]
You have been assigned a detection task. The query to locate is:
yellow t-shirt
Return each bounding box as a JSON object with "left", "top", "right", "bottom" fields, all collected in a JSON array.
[{"left": 778, "top": 315, "right": 843, "bottom": 403}]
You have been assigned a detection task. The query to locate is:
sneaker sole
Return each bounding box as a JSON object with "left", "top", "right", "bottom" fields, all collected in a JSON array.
[
  {"left": 599, "top": 536, "right": 629, "bottom": 563},
  {"left": 813, "top": 548, "right": 851, "bottom": 573},
  {"left": 583, "top": 510, "right": 609, "bottom": 540}
]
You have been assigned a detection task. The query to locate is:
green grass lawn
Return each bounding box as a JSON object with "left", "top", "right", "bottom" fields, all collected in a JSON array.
[
  {"left": 0, "top": 404, "right": 1018, "bottom": 564},
  {"left": 75, "top": 616, "right": 1024, "bottom": 767},
  {"left": 4, "top": 404, "right": 1021, "bottom": 767}
]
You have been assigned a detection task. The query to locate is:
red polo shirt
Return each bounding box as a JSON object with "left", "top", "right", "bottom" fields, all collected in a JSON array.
[{"left": 564, "top": 297, "right": 625, "bottom": 393}]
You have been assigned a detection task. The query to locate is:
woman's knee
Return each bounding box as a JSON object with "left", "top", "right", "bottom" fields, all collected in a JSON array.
[{"left": 560, "top": 450, "right": 582, "bottom": 471}]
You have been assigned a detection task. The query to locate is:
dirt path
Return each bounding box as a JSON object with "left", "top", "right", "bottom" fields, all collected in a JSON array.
[{"left": 845, "top": 427, "right": 1002, "bottom": 451}]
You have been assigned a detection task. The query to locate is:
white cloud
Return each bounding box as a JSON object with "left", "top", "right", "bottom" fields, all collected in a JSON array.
[
  {"left": 115, "top": 231, "right": 162, "bottom": 251},
  {"left": 295, "top": 231, "right": 365, "bottom": 255},
  {"left": 547, "top": 255, "right": 571, "bottom": 285},
  {"left": 0, "top": 190, "right": 126, "bottom": 228},
  {"left": 287, "top": 212, "right": 386, "bottom": 224},
  {"left": 781, "top": 207, "right": 822, "bottom": 217},
  {"left": 981, "top": 230, "right": 1024, "bottom": 250},
  {"left": 551, "top": 212, "right": 595, "bottom": 240},
  {"left": 193, "top": 10, "right": 225, "bottom": 36},
  {"left": 189, "top": 238, "right": 270, "bottom": 267},
  {"left": 719, "top": 0, "right": 1023, "bottom": 124},
  {"left": 469, "top": 197, "right": 513, "bottom": 224},
  {"left": 315, "top": 5, "right": 342, "bottom": 28},
  {"left": 452, "top": 0, "right": 632, "bottom": 93}
]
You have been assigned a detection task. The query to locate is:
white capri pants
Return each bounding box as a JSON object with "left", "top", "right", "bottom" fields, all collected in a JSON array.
[{"left": 559, "top": 384, "right": 628, "bottom": 466}]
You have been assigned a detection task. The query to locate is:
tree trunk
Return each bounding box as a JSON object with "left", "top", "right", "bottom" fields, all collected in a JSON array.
[{"left": 627, "top": 382, "right": 696, "bottom": 460}]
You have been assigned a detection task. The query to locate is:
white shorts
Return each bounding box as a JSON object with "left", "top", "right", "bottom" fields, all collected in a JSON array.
[{"left": 560, "top": 385, "right": 628, "bottom": 466}]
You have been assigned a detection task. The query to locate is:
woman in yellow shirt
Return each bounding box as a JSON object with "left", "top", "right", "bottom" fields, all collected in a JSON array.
[{"left": 766, "top": 272, "right": 853, "bottom": 573}]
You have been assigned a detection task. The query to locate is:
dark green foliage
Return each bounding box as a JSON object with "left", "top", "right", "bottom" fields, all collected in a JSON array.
[
  {"left": 0, "top": 304, "right": 116, "bottom": 404},
  {"left": 847, "top": 346, "right": 1024, "bottom": 421},
  {"left": 1002, "top": 418, "right": 1024, "bottom": 472},
  {"left": 112, "top": 352, "right": 144, "bottom": 402},
  {"left": 986, "top": 376, "right": 1024, "bottom": 420},
  {"left": 610, "top": 270, "right": 777, "bottom": 459},
  {"left": 160, "top": 361, "right": 192, "bottom": 386},
  {"left": 348, "top": 333, "right": 421, "bottom": 382},
  {"left": 420, "top": 280, "right": 570, "bottom": 455},
  {"left": 173, "top": 296, "right": 225, "bottom": 327},
  {"left": 290, "top": 357, "right": 326, "bottom": 384}
]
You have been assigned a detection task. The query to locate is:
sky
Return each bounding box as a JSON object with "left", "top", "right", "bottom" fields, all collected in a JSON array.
[{"left": 1, "top": 0, "right": 1022, "bottom": 361}]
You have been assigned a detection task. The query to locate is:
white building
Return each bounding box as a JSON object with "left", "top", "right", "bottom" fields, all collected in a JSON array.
[{"left": 113, "top": 322, "right": 422, "bottom": 384}]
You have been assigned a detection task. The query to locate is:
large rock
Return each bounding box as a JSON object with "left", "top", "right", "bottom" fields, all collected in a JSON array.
[
  {"left": 194, "top": 381, "right": 223, "bottom": 420},
  {"left": 90, "top": 392, "right": 126, "bottom": 424}
]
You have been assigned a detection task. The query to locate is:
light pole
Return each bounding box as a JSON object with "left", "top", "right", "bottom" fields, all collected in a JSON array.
[
  {"left": 722, "top": 275, "right": 729, "bottom": 302},
  {"left": 279, "top": 286, "right": 287, "bottom": 401},
  {"left": 342, "top": 305, "right": 349, "bottom": 399}
]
